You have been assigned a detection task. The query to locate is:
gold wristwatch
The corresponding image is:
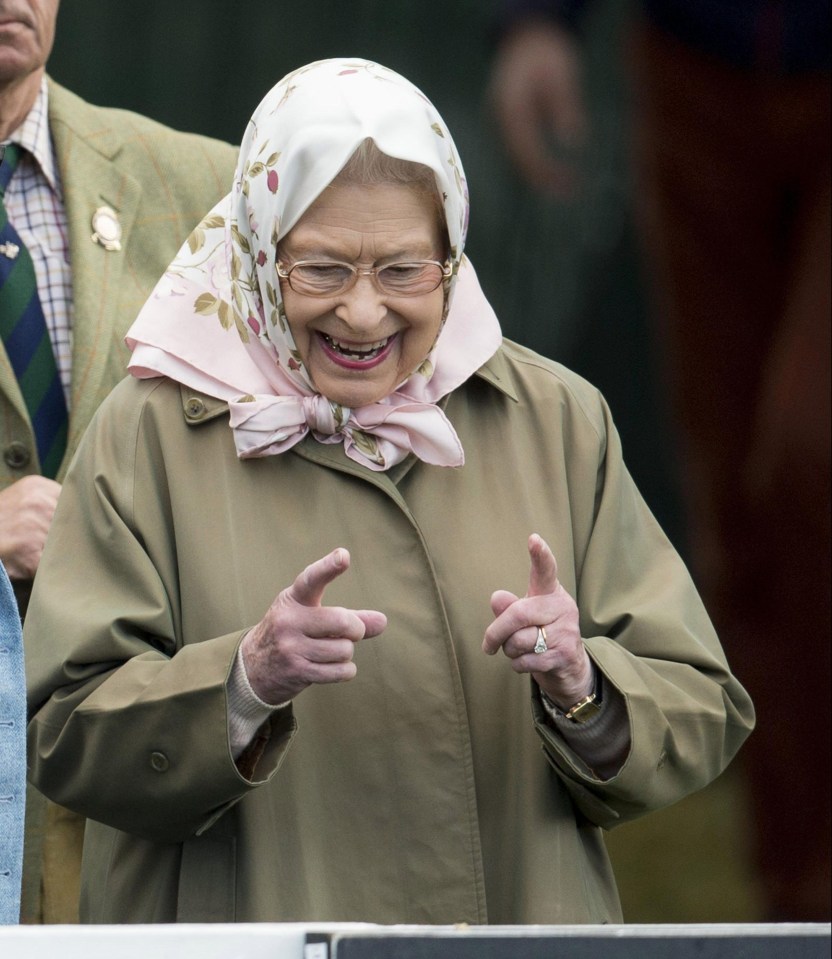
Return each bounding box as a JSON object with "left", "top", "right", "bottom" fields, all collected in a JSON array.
[
  {"left": 563, "top": 692, "right": 602, "bottom": 724},
  {"left": 540, "top": 672, "right": 603, "bottom": 724}
]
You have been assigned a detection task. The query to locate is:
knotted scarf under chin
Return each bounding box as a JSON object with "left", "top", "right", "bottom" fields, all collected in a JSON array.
[{"left": 227, "top": 392, "right": 464, "bottom": 471}]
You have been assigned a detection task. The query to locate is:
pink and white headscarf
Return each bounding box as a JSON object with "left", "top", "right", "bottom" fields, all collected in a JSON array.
[{"left": 127, "top": 58, "right": 502, "bottom": 471}]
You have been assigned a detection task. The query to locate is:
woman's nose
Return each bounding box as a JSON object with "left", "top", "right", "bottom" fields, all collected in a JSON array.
[{"left": 334, "top": 274, "right": 387, "bottom": 329}]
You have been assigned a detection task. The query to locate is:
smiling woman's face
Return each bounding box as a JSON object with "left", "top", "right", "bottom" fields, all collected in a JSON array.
[{"left": 278, "top": 180, "right": 446, "bottom": 409}]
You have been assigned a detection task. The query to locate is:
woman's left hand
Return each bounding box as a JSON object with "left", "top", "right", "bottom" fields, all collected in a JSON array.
[{"left": 483, "top": 533, "right": 594, "bottom": 709}]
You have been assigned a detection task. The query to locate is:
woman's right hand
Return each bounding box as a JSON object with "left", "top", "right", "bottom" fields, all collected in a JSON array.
[{"left": 240, "top": 547, "right": 387, "bottom": 704}]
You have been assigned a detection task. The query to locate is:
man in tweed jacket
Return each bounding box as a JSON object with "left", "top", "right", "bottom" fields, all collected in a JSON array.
[{"left": 0, "top": 1, "right": 237, "bottom": 922}]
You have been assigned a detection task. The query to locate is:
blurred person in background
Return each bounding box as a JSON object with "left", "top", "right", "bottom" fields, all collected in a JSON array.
[
  {"left": 0, "top": 0, "right": 237, "bottom": 923},
  {"left": 491, "top": 0, "right": 831, "bottom": 921}
]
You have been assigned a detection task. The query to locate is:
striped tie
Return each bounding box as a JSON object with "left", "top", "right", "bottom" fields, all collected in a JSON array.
[{"left": 0, "top": 143, "right": 67, "bottom": 478}]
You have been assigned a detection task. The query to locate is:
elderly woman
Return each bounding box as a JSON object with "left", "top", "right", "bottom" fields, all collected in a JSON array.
[{"left": 25, "top": 59, "right": 753, "bottom": 925}]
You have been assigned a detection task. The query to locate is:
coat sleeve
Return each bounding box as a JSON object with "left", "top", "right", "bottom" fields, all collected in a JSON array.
[
  {"left": 25, "top": 380, "right": 296, "bottom": 844},
  {"left": 532, "top": 385, "right": 755, "bottom": 828}
]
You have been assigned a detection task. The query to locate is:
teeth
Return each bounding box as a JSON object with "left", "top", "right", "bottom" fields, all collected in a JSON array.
[
  {"left": 324, "top": 334, "right": 391, "bottom": 358},
  {"left": 329, "top": 336, "right": 388, "bottom": 352}
]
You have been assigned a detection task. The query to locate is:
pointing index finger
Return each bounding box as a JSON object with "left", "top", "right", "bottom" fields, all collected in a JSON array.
[
  {"left": 527, "top": 533, "right": 558, "bottom": 598},
  {"left": 290, "top": 548, "right": 350, "bottom": 607}
]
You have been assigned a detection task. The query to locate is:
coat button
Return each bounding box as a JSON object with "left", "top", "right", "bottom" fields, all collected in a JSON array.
[
  {"left": 185, "top": 397, "right": 206, "bottom": 420},
  {"left": 150, "top": 751, "right": 170, "bottom": 772},
  {"left": 3, "top": 442, "right": 31, "bottom": 469}
]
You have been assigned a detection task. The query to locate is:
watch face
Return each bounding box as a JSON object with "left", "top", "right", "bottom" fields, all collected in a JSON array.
[{"left": 566, "top": 695, "right": 602, "bottom": 724}]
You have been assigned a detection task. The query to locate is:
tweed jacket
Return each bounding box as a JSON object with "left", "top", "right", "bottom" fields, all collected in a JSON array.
[
  {"left": 0, "top": 78, "right": 238, "bottom": 492},
  {"left": 25, "top": 340, "right": 754, "bottom": 924}
]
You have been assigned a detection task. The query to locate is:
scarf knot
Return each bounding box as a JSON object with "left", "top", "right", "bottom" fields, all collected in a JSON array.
[
  {"left": 302, "top": 395, "right": 340, "bottom": 435},
  {"left": 225, "top": 390, "right": 466, "bottom": 471}
]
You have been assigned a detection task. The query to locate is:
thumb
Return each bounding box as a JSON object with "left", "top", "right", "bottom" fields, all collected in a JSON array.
[
  {"left": 355, "top": 609, "right": 387, "bottom": 639},
  {"left": 288, "top": 547, "right": 350, "bottom": 607},
  {"left": 490, "top": 588, "right": 519, "bottom": 618},
  {"left": 527, "top": 533, "right": 559, "bottom": 597}
]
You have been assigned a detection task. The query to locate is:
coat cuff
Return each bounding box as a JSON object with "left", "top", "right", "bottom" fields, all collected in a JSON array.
[
  {"left": 226, "top": 644, "right": 289, "bottom": 759},
  {"left": 538, "top": 672, "right": 631, "bottom": 780}
]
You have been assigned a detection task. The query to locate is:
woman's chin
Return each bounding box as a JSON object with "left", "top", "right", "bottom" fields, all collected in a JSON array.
[
  {"left": 312, "top": 371, "right": 395, "bottom": 409},
  {"left": 308, "top": 348, "right": 403, "bottom": 408}
]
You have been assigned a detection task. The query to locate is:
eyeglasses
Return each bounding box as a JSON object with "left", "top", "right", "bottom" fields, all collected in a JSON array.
[{"left": 276, "top": 259, "right": 451, "bottom": 297}]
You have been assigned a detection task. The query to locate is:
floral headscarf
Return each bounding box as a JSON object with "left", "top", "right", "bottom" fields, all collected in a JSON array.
[{"left": 127, "top": 58, "right": 502, "bottom": 470}]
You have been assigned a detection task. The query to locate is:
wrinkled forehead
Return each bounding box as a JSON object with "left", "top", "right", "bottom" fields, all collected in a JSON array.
[{"left": 235, "top": 58, "right": 466, "bottom": 247}]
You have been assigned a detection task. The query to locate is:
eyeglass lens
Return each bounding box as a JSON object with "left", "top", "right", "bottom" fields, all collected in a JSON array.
[{"left": 286, "top": 261, "right": 446, "bottom": 296}]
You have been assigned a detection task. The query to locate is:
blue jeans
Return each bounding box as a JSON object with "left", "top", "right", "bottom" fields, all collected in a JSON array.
[{"left": 0, "top": 561, "right": 25, "bottom": 924}]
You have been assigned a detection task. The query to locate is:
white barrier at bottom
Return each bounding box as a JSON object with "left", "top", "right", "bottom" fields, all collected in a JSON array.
[{"left": 0, "top": 922, "right": 829, "bottom": 959}]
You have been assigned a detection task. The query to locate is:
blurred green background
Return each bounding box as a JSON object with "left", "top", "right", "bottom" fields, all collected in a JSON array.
[{"left": 47, "top": 0, "right": 763, "bottom": 922}]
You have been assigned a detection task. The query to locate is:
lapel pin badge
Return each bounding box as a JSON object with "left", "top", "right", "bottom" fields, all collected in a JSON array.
[
  {"left": 91, "top": 205, "right": 122, "bottom": 251},
  {"left": 0, "top": 240, "right": 20, "bottom": 259}
]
